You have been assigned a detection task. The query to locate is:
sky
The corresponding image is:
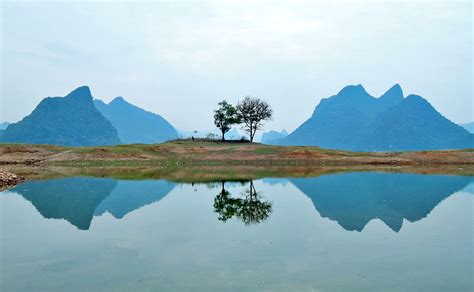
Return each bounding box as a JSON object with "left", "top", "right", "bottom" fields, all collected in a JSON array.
[{"left": 1, "top": 0, "right": 472, "bottom": 132}]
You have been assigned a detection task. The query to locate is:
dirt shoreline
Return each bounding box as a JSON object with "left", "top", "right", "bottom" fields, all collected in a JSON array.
[
  {"left": 0, "top": 170, "right": 26, "bottom": 191},
  {"left": 1, "top": 141, "right": 473, "bottom": 182},
  {"left": 1, "top": 141, "right": 473, "bottom": 166}
]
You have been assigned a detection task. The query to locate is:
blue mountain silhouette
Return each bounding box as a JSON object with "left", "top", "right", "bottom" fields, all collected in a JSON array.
[
  {"left": 94, "top": 97, "right": 178, "bottom": 144},
  {"left": 273, "top": 84, "right": 473, "bottom": 151},
  {"left": 261, "top": 129, "right": 288, "bottom": 144},
  {"left": 1, "top": 86, "right": 121, "bottom": 146}
]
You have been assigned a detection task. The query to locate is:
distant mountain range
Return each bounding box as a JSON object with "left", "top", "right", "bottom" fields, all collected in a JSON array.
[
  {"left": 1, "top": 86, "right": 121, "bottom": 146},
  {"left": 178, "top": 127, "right": 247, "bottom": 140},
  {"left": 0, "top": 86, "right": 178, "bottom": 146},
  {"left": 261, "top": 129, "right": 288, "bottom": 144},
  {"left": 94, "top": 97, "right": 178, "bottom": 144},
  {"left": 0, "top": 122, "right": 9, "bottom": 130},
  {"left": 272, "top": 84, "right": 473, "bottom": 151},
  {"left": 460, "top": 122, "right": 474, "bottom": 133},
  {"left": 1, "top": 84, "right": 472, "bottom": 150},
  {"left": 0, "top": 122, "right": 9, "bottom": 140}
]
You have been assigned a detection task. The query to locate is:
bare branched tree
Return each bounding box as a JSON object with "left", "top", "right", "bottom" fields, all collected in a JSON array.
[{"left": 236, "top": 96, "right": 273, "bottom": 142}]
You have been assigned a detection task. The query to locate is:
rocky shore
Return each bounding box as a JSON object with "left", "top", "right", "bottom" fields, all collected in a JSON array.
[{"left": 0, "top": 170, "right": 25, "bottom": 191}]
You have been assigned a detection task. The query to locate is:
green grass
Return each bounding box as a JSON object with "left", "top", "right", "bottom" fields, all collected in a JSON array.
[
  {"left": 1, "top": 140, "right": 473, "bottom": 171},
  {"left": 2, "top": 140, "right": 473, "bottom": 182}
]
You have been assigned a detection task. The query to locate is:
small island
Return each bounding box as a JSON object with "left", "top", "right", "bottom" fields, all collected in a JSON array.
[{"left": 1, "top": 140, "right": 472, "bottom": 185}]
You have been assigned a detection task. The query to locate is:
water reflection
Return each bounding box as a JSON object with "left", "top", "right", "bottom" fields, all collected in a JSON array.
[
  {"left": 12, "top": 177, "right": 117, "bottom": 230},
  {"left": 1, "top": 171, "right": 472, "bottom": 291},
  {"left": 213, "top": 180, "right": 272, "bottom": 225},
  {"left": 11, "top": 178, "right": 174, "bottom": 230},
  {"left": 94, "top": 180, "right": 174, "bottom": 219},
  {"left": 291, "top": 172, "right": 472, "bottom": 232},
  {"left": 4, "top": 172, "right": 472, "bottom": 232}
]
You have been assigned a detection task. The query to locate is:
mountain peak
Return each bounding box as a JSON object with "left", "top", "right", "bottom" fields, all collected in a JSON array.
[
  {"left": 111, "top": 96, "right": 126, "bottom": 103},
  {"left": 1, "top": 86, "right": 121, "bottom": 146},
  {"left": 110, "top": 96, "right": 132, "bottom": 106},
  {"left": 95, "top": 97, "right": 178, "bottom": 144},
  {"left": 404, "top": 94, "right": 428, "bottom": 104},
  {"left": 93, "top": 99, "right": 107, "bottom": 107},
  {"left": 66, "top": 86, "right": 92, "bottom": 99},
  {"left": 380, "top": 84, "right": 403, "bottom": 100},
  {"left": 276, "top": 83, "right": 473, "bottom": 151},
  {"left": 402, "top": 94, "right": 437, "bottom": 111},
  {"left": 336, "top": 84, "right": 373, "bottom": 100}
]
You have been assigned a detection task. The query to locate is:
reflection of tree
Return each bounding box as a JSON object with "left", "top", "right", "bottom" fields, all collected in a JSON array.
[
  {"left": 213, "top": 181, "right": 272, "bottom": 225},
  {"left": 214, "top": 182, "right": 239, "bottom": 222},
  {"left": 239, "top": 181, "right": 273, "bottom": 225}
]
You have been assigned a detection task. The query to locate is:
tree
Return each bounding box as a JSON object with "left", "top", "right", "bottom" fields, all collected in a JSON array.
[
  {"left": 213, "top": 100, "right": 241, "bottom": 141},
  {"left": 236, "top": 96, "right": 273, "bottom": 142}
]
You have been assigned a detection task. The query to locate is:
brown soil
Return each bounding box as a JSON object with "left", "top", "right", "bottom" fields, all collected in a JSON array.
[
  {"left": 1, "top": 142, "right": 472, "bottom": 166},
  {"left": 0, "top": 141, "right": 472, "bottom": 182},
  {"left": 0, "top": 170, "right": 26, "bottom": 191}
]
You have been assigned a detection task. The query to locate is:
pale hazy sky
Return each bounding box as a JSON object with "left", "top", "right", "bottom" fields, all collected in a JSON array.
[{"left": 1, "top": 0, "right": 472, "bottom": 132}]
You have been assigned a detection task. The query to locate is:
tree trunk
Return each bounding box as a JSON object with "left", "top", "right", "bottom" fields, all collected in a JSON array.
[
  {"left": 221, "top": 129, "right": 225, "bottom": 142},
  {"left": 249, "top": 180, "right": 256, "bottom": 199}
]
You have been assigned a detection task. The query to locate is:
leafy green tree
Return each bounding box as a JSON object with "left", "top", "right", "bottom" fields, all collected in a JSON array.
[
  {"left": 236, "top": 96, "right": 273, "bottom": 142},
  {"left": 213, "top": 100, "right": 241, "bottom": 141}
]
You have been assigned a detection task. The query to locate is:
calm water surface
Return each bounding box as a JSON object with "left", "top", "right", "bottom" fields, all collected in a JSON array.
[{"left": 1, "top": 172, "right": 473, "bottom": 291}]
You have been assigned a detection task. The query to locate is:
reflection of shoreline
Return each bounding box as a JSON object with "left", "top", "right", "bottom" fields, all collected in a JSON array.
[
  {"left": 290, "top": 172, "right": 472, "bottom": 232},
  {"left": 5, "top": 163, "right": 474, "bottom": 183}
]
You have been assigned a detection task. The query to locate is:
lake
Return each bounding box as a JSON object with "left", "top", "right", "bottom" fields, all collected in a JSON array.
[{"left": 1, "top": 172, "right": 472, "bottom": 291}]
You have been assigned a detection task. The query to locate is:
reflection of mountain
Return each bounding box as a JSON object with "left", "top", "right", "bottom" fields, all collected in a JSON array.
[
  {"left": 461, "top": 182, "right": 474, "bottom": 195},
  {"left": 94, "top": 180, "right": 174, "bottom": 218},
  {"left": 290, "top": 173, "right": 472, "bottom": 232},
  {"left": 12, "top": 178, "right": 117, "bottom": 230},
  {"left": 262, "top": 178, "right": 288, "bottom": 186},
  {"left": 9, "top": 178, "right": 175, "bottom": 230},
  {"left": 7, "top": 174, "right": 472, "bottom": 232}
]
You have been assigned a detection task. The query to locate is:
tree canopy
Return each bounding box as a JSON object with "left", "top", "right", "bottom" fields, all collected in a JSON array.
[
  {"left": 236, "top": 96, "right": 273, "bottom": 142},
  {"left": 213, "top": 100, "right": 241, "bottom": 141}
]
